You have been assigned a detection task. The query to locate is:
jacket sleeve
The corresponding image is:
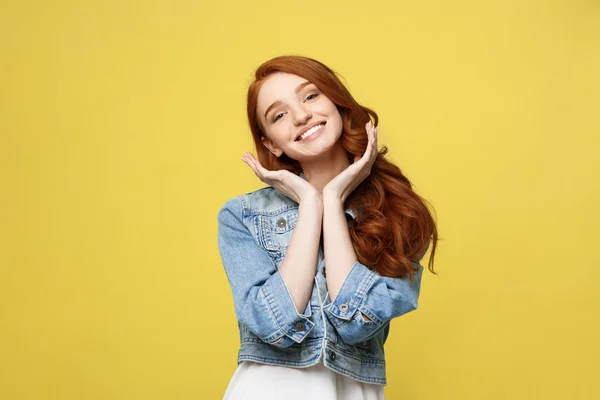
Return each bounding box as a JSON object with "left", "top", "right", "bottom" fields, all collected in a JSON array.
[
  {"left": 217, "top": 197, "right": 314, "bottom": 348},
  {"left": 323, "top": 244, "right": 429, "bottom": 345}
]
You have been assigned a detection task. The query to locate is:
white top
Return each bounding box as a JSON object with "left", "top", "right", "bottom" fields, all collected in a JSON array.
[{"left": 223, "top": 358, "right": 385, "bottom": 400}]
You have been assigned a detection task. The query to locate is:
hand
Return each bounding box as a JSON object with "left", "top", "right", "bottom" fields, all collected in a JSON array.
[
  {"left": 322, "top": 120, "right": 378, "bottom": 203},
  {"left": 241, "top": 152, "right": 320, "bottom": 204}
]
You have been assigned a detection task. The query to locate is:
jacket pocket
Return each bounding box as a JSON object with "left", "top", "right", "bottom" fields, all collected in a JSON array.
[{"left": 255, "top": 209, "right": 298, "bottom": 253}]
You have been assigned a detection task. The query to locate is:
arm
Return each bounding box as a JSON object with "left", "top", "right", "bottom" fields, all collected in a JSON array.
[
  {"left": 217, "top": 195, "right": 322, "bottom": 348},
  {"left": 279, "top": 195, "right": 323, "bottom": 314},
  {"left": 320, "top": 121, "right": 427, "bottom": 345},
  {"left": 321, "top": 196, "right": 359, "bottom": 303},
  {"left": 321, "top": 196, "right": 427, "bottom": 345}
]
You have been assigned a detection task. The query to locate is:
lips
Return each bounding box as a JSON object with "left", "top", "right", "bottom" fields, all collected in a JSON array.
[{"left": 295, "top": 121, "right": 326, "bottom": 141}]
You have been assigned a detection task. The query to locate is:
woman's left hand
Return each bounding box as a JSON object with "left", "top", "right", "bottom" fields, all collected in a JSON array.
[{"left": 322, "top": 120, "right": 378, "bottom": 203}]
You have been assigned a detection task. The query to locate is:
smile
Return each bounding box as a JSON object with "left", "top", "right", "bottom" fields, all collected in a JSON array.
[{"left": 296, "top": 123, "right": 325, "bottom": 142}]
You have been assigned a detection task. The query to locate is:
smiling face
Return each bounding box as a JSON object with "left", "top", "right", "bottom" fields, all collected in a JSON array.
[{"left": 256, "top": 72, "right": 344, "bottom": 162}]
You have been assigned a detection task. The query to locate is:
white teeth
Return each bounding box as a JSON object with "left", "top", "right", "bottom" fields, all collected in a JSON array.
[{"left": 298, "top": 124, "right": 324, "bottom": 141}]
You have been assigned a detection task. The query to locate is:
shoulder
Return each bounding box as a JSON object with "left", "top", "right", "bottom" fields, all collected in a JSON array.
[{"left": 218, "top": 186, "right": 298, "bottom": 220}]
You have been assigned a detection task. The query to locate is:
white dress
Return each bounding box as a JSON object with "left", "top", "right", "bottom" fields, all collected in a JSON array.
[{"left": 223, "top": 358, "right": 385, "bottom": 400}]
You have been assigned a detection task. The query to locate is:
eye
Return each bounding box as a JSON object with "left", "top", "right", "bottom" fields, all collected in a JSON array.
[
  {"left": 305, "top": 93, "right": 318, "bottom": 101},
  {"left": 273, "top": 112, "right": 285, "bottom": 122}
]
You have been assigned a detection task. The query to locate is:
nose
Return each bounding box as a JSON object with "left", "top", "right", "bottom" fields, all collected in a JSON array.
[{"left": 291, "top": 105, "right": 312, "bottom": 125}]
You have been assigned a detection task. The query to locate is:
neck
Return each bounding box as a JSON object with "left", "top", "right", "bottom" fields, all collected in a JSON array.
[{"left": 299, "top": 140, "right": 351, "bottom": 193}]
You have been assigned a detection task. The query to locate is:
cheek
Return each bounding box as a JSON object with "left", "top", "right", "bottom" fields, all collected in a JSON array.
[
  {"left": 271, "top": 128, "right": 291, "bottom": 147},
  {"left": 329, "top": 109, "right": 343, "bottom": 130},
  {"left": 326, "top": 104, "right": 342, "bottom": 124}
]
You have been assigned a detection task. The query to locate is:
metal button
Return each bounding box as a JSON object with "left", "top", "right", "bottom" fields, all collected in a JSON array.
[
  {"left": 329, "top": 351, "right": 336, "bottom": 361},
  {"left": 276, "top": 218, "right": 286, "bottom": 228},
  {"left": 340, "top": 304, "right": 348, "bottom": 312},
  {"left": 295, "top": 321, "right": 305, "bottom": 331}
]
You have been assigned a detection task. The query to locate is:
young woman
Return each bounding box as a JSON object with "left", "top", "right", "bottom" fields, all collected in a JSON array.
[{"left": 217, "top": 55, "right": 438, "bottom": 399}]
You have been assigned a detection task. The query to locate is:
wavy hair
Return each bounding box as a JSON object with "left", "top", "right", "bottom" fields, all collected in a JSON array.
[{"left": 246, "top": 55, "right": 438, "bottom": 281}]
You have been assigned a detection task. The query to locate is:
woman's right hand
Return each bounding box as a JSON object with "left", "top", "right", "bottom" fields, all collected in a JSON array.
[{"left": 241, "top": 152, "right": 320, "bottom": 205}]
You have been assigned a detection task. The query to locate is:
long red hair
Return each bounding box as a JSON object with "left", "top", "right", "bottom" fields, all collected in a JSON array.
[{"left": 246, "top": 55, "right": 438, "bottom": 281}]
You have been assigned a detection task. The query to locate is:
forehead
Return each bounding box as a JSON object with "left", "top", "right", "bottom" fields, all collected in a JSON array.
[{"left": 256, "top": 72, "right": 310, "bottom": 112}]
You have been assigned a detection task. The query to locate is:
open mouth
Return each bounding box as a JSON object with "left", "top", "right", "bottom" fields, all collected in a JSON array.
[{"left": 295, "top": 123, "right": 326, "bottom": 141}]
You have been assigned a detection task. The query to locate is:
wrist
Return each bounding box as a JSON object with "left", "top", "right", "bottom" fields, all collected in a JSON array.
[
  {"left": 322, "top": 189, "right": 343, "bottom": 205},
  {"left": 322, "top": 193, "right": 344, "bottom": 212},
  {"left": 299, "top": 189, "right": 323, "bottom": 209}
]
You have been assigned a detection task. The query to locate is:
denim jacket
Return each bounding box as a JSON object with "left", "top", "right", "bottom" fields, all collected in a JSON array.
[{"left": 217, "top": 183, "right": 426, "bottom": 385}]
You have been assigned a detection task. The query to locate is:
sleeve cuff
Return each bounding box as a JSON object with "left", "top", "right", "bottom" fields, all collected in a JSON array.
[
  {"left": 260, "top": 270, "right": 314, "bottom": 343},
  {"left": 325, "top": 261, "right": 381, "bottom": 325}
]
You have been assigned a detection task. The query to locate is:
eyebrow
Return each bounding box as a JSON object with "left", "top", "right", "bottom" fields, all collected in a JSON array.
[{"left": 263, "top": 81, "right": 313, "bottom": 119}]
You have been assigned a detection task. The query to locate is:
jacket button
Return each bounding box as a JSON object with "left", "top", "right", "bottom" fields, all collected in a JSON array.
[
  {"left": 329, "top": 351, "right": 336, "bottom": 361},
  {"left": 340, "top": 304, "right": 348, "bottom": 313},
  {"left": 322, "top": 266, "right": 326, "bottom": 277},
  {"left": 295, "top": 321, "right": 305, "bottom": 331},
  {"left": 276, "top": 218, "right": 286, "bottom": 228}
]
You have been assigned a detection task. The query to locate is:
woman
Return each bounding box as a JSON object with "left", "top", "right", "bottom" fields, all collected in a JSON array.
[{"left": 217, "top": 55, "right": 438, "bottom": 399}]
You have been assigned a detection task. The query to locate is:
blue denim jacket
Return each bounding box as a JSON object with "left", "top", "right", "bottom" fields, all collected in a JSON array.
[{"left": 217, "top": 184, "right": 426, "bottom": 385}]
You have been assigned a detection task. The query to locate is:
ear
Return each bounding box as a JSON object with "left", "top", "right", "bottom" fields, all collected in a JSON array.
[{"left": 261, "top": 136, "right": 283, "bottom": 158}]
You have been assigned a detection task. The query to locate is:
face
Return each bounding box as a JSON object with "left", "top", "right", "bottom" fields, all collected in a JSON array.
[{"left": 256, "top": 72, "right": 344, "bottom": 161}]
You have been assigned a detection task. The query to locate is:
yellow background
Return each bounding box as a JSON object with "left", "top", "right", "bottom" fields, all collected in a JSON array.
[{"left": 1, "top": 0, "right": 599, "bottom": 398}]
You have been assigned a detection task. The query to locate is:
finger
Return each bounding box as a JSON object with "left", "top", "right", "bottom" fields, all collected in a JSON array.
[
  {"left": 244, "top": 153, "right": 262, "bottom": 176},
  {"left": 368, "top": 122, "right": 376, "bottom": 141},
  {"left": 241, "top": 153, "right": 251, "bottom": 167},
  {"left": 366, "top": 123, "right": 375, "bottom": 152},
  {"left": 356, "top": 134, "right": 374, "bottom": 168},
  {"left": 243, "top": 152, "right": 255, "bottom": 164},
  {"left": 248, "top": 154, "right": 266, "bottom": 174},
  {"left": 351, "top": 122, "right": 370, "bottom": 164},
  {"left": 249, "top": 154, "right": 274, "bottom": 180},
  {"left": 371, "top": 127, "right": 378, "bottom": 157},
  {"left": 355, "top": 121, "right": 376, "bottom": 165},
  {"left": 364, "top": 125, "right": 378, "bottom": 164},
  {"left": 246, "top": 155, "right": 263, "bottom": 177},
  {"left": 367, "top": 121, "right": 375, "bottom": 139}
]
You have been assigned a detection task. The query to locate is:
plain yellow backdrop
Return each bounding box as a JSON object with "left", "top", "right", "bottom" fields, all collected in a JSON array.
[{"left": 1, "top": 0, "right": 599, "bottom": 399}]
